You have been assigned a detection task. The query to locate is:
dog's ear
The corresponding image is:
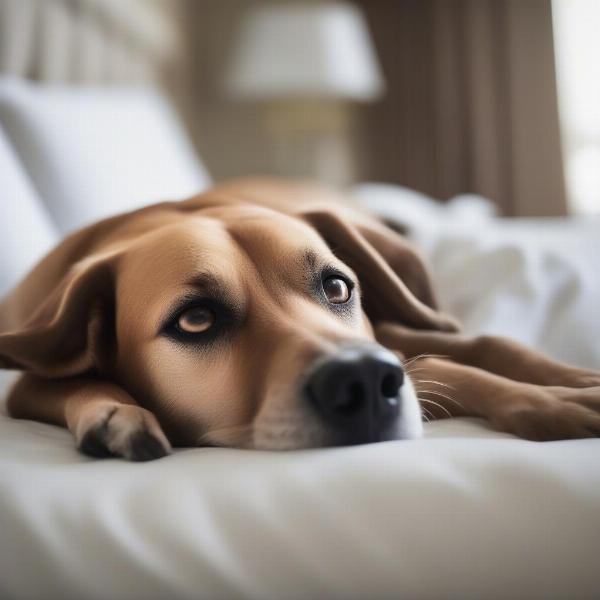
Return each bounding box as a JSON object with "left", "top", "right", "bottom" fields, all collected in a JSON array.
[
  {"left": 0, "top": 253, "right": 117, "bottom": 377},
  {"left": 302, "top": 208, "right": 460, "bottom": 332}
]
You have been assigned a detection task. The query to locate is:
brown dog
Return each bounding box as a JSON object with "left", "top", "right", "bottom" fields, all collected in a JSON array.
[{"left": 1, "top": 179, "right": 599, "bottom": 460}]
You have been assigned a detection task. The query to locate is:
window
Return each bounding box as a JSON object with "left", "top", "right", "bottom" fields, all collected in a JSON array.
[{"left": 552, "top": 0, "right": 600, "bottom": 215}]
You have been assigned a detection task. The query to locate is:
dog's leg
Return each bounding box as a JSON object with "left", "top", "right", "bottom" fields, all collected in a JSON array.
[
  {"left": 7, "top": 374, "right": 171, "bottom": 460},
  {"left": 376, "top": 322, "right": 600, "bottom": 387},
  {"left": 409, "top": 357, "right": 600, "bottom": 440}
]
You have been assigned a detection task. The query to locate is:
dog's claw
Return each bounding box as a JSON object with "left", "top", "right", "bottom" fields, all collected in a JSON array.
[
  {"left": 79, "top": 423, "right": 116, "bottom": 458},
  {"left": 127, "top": 430, "right": 170, "bottom": 461}
]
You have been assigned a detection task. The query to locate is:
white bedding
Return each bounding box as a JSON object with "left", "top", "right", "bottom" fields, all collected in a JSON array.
[
  {"left": 1, "top": 402, "right": 599, "bottom": 600},
  {"left": 0, "top": 78, "right": 211, "bottom": 234},
  {"left": 354, "top": 183, "right": 600, "bottom": 369}
]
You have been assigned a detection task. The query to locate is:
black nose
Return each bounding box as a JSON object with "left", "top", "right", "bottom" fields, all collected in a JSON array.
[{"left": 304, "top": 345, "right": 404, "bottom": 444}]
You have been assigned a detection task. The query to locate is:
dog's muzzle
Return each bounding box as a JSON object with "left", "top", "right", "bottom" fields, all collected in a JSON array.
[{"left": 304, "top": 345, "right": 406, "bottom": 445}]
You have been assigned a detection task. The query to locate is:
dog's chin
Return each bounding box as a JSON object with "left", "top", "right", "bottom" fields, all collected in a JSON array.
[{"left": 248, "top": 375, "right": 423, "bottom": 451}]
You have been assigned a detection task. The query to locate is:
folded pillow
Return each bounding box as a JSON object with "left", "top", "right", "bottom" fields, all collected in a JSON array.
[
  {"left": 0, "top": 78, "right": 211, "bottom": 234},
  {"left": 0, "top": 124, "right": 58, "bottom": 297}
]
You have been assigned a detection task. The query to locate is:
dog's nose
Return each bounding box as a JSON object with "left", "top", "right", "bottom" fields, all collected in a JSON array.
[{"left": 304, "top": 345, "right": 404, "bottom": 444}]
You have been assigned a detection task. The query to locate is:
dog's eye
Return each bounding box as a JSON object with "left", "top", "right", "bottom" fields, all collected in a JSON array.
[
  {"left": 323, "top": 276, "right": 351, "bottom": 304},
  {"left": 177, "top": 306, "right": 215, "bottom": 334}
]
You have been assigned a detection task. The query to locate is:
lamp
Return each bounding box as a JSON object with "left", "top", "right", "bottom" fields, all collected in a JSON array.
[{"left": 225, "top": 1, "right": 384, "bottom": 184}]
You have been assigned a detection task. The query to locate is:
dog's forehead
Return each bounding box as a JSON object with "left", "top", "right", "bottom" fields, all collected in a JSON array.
[
  {"left": 217, "top": 204, "right": 330, "bottom": 258},
  {"left": 119, "top": 207, "right": 330, "bottom": 289},
  {"left": 121, "top": 216, "right": 239, "bottom": 285},
  {"left": 150, "top": 204, "right": 330, "bottom": 267}
]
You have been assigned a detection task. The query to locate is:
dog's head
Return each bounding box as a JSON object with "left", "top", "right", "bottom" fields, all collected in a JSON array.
[{"left": 0, "top": 180, "right": 458, "bottom": 449}]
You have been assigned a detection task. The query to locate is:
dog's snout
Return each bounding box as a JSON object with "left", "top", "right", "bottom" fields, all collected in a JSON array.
[{"left": 304, "top": 346, "right": 404, "bottom": 444}]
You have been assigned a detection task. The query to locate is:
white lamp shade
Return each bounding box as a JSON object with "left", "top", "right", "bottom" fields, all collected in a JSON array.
[{"left": 225, "top": 2, "right": 385, "bottom": 101}]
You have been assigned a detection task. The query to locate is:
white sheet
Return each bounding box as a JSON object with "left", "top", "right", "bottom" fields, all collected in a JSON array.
[{"left": 1, "top": 398, "right": 599, "bottom": 600}]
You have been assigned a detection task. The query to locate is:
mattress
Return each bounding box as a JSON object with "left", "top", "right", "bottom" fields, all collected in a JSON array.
[{"left": 1, "top": 383, "right": 599, "bottom": 600}]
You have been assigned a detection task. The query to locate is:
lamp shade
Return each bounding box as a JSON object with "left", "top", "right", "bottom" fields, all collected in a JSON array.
[{"left": 225, "top": 2, "right": 385, "bottom": 101}]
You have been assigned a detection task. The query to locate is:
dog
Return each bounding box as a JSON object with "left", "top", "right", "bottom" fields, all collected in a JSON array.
[{"left": 1, "top": 178, "right": 599, "bottom": 460}]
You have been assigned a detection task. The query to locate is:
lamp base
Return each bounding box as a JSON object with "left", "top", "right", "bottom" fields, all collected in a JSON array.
[{"left": 263, "top": 100, "right": 356, "bottom": 186}]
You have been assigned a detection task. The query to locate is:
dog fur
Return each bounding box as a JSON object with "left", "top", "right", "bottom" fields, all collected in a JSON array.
[{"left": 1, "top": 178, "right": 599, "bottom": 459}]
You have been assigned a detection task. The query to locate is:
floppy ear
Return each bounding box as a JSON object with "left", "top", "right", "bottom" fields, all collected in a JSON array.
[
  {"left": 0, "top": 254, "right": 117, "bottom": 377},
  {"left": 302, "top": 208, "right": 460, "bottom": 332}
]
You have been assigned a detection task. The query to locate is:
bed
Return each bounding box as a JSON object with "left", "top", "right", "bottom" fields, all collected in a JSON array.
[{"left": 1, "top": 79, "right": 600, "bottom": 600}]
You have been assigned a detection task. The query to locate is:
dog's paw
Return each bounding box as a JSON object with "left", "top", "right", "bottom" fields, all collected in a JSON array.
[
  {"left": 491, "top": 388, "right": 600, "bottom": 441},
  {"left": 76, "top": 403, "right": 172, "bottom": 461},
  {"left": 553, "top": 367, "right": 600, "bottom": 388}
]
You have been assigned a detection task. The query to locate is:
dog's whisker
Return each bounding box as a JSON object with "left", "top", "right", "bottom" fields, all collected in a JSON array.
[
  {"left": 418, "top": 388, "right": 464, "bottom": 412},
  {"left": 404, "top": 365, "right": 441, "bottom": 376},
  {"left": 402, "top": 354, "right": 433, "bottom": 368},
  {"left": 414, "top": 379, "right": 464, "bottom": 410},
  {"left": 402, "top": 353, "right": 450, "bottom": 368},
  {"left": 420, "top": 407, "right": 434, "bottom": 422},
  {"left": 405, "top": 367, "right": 431, "bottom": 376},
  {"left": 403, "top": 352, "right": 439, "bottom": 363},
  {"left": 414, "top": 381, "right": 453, "bottom": 395},
  {"left": 404, "top": 365, "right": 448, "bottom": 376},
  {"left": 416, "top": 379, "right": 456, "bottom": 391},
  {"left": 418, "top": 397, "right": 453, "bottom": 419}
]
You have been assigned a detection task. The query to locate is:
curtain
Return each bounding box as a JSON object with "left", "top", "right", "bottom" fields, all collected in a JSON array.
[
  {"left": 0, "top": 0, "right": 186, "bottom": 87},
  {"left": 358, "top": 0, "right": 567, "bottom": 216}
]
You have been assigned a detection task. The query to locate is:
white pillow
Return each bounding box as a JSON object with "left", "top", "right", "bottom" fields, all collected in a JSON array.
[
  {"left": 425, "top": 218, "right": 600, "bottom": 370},
  {"left": 0, "top": 124, "right": 57, "bottom": 297},
  {"left": 0, "top": 78, "right": 211, "bottom": 234}
]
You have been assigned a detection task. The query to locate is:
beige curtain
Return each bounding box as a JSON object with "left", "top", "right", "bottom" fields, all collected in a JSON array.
[
  {"left": 359, "top": 0, "right": 567, "bottom": 216},
  {"left": 0, "top": 0, "right": 187, "bottom": 90}
]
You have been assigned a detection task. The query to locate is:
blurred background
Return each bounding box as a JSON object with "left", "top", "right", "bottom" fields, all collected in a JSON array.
[{"left": 0, "top": 0, "right": 598, "bottom": 218}]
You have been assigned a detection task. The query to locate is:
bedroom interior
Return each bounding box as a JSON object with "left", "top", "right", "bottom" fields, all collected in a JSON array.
[
  {"left": 0, "top": 1, "right": 599, "bottom": 599},
  {"left": 2, "top": 0, "right": 590, "bottom": 215}
]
